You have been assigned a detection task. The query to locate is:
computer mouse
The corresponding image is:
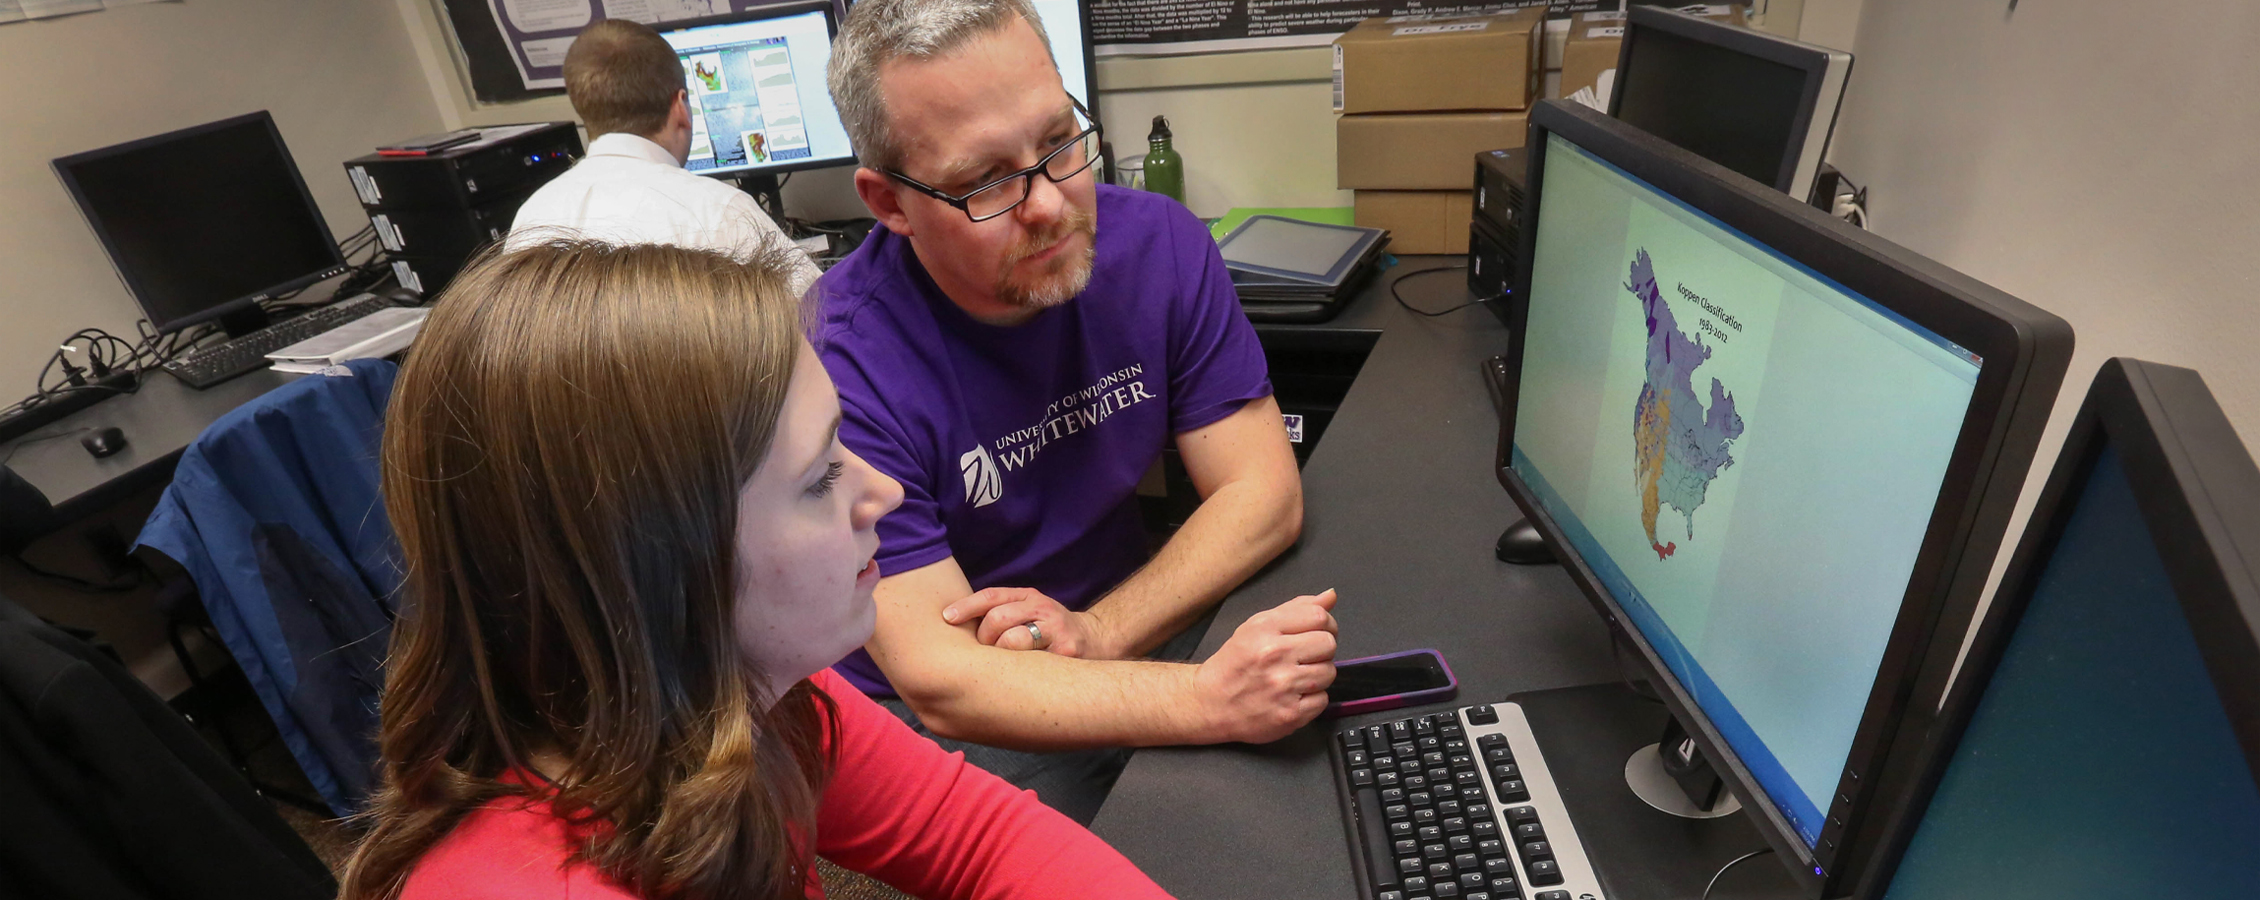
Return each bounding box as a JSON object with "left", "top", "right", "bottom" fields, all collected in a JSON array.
[{"left": 81, "top": 427, "right": 127, "bottom": 459}]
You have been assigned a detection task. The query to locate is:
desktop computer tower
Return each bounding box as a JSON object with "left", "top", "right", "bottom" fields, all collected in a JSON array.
[
  {"left": 1469, "top": 148, "right": 1525, "bottom": 327},
  {"left": 342, "top": 123, "right": 581, "bottom": 210}
]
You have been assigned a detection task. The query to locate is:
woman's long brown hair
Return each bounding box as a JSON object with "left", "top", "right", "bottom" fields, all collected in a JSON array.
[{"left": 342, "top": 240, "right": 835, "bottom": 900}]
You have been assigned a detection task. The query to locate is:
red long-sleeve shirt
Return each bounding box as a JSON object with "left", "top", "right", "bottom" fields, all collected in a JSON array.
[{"left": 400, "top": 669, "right": 1173, "bottom": 899}]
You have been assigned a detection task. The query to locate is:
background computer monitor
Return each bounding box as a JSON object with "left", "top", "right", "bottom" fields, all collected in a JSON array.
[
  {"left": 1028, "top": 0, "right": 1097, "bottom": 117},
  {"left": 662, "top": 1, "right": 855, "bottom": 179},
  {"left": 1608, "top": 5, "right": 1851, "bottom": 202},
  {"left": 1855, "top": 358, "right": 2260, "bottom": 899},
  {"left": 53, "top": 111, "right": 347, "bottom": 335},
  {"left": 1497, "top": 100, "right": 2070, "bottom": 897}
]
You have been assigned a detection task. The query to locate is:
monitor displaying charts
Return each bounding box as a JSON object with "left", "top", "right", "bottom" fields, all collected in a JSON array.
[{"left": 662, "top": 2, "right": 855, "bottom": 177}]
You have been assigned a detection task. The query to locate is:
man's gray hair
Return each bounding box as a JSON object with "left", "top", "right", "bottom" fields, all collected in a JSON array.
[{"left": 827, "top": 0, "right": 1055, "bottom": 173}]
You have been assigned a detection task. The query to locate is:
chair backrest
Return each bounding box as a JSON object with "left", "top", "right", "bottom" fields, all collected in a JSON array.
[{"left": 135, "top": 358, "right": 402, "bottom": 813}]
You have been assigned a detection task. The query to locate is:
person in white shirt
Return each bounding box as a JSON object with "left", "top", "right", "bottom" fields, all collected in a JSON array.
[{"left": 511, "top": 18, "right": 821, "bottom": 297}]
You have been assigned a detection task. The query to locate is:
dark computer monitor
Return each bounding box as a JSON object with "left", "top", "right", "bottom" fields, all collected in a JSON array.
[
  {"left": 662, "top": 1, "right": 856, "bottom": 179},
  {"left": 1850, "top": 358, "right": 2260, "bottom": 899},
  {"left": 1497, "top": 100, "right": 2071, "bottom": 897},
  {"left": 1608, "top": 5, "right": 1851, "bottom": 202},
  {"left": 53, "top": 111, "right": 347, "bottom": 335}
]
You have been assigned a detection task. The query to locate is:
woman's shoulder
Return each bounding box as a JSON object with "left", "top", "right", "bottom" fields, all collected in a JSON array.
[{"left": 399, "top": 791, "right": 641, "bottom": 900}]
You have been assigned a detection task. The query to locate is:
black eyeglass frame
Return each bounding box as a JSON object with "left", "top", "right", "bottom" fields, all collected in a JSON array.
[{"left": 884, "top": 98, "right": 1102, "bottom": 223}]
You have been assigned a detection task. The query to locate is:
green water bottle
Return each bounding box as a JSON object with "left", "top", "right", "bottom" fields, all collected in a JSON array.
[{"left": 1143, "top": 115, "right": 1185, "bottom": 205}]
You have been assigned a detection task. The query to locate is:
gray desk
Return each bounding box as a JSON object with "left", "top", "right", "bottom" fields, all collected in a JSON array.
[
  {"left": 2, "top": 370, "right": 294, "bottom": 526},
  {"left": 1092, "top": 259, "right": 1800, "bottom": 900}
]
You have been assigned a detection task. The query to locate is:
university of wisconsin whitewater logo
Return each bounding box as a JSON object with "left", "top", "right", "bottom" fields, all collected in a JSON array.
[{"left": 959, "top": 444, "right": 1003, "bottom": 508}]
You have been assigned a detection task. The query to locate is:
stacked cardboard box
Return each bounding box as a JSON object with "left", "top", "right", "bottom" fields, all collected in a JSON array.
[{"left": 1334, "top": 6, "right": 1543, "bottom": 254}]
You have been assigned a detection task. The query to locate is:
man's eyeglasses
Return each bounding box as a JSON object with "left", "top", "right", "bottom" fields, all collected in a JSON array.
[{"left": 885, "top": 99, "right": 1103, "bottom": 223}]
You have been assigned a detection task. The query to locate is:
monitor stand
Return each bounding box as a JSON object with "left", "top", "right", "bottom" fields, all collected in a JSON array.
[
  {"left": 1512, "top": 683, "right": 1793, "bottom": 900},
  {"left": 1496, "top": 518, "right": 1557, "bottom": 565},
  {"left": 737, "top": 172, "right": 787, "bottom": 226},
  {"left": 218, "top": 305, "right": 271, "bottom": 338},
  {"left": 1626, "top": 743, "right": 1742, "bottom": 819}
]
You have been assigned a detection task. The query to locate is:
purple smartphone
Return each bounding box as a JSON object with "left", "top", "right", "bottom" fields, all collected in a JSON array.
[{"left": 1324, "top": 648, "right": 1458, "bottom": 717}]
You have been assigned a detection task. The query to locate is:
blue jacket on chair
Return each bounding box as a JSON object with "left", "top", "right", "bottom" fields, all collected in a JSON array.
[{"left": 136, "top": 358, "right": 402, "bottom": 814}]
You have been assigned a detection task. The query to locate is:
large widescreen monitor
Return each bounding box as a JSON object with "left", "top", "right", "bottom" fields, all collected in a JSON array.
[
  {"left": 662, "top": 1, "right": 855, "bottom": 178},
  {"left": 53, "top": 111, "right": 347, "bottom": 334},
  {"left": 1609, "top": 5, "right": 1850, "bottom": 202},
  {"left": 1855, "top": 358, "right": 2260, "bottom": 899},
  {"left": 1498, "top": 100, "right": 2071, "bottom": 897}
]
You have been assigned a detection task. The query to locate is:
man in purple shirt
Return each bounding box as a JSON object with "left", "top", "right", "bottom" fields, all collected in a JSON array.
[{"left": 815, "top": 0, "right": 1338, "bottom": 822}]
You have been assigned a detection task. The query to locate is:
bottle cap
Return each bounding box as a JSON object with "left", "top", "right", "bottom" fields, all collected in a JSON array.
[{"left": 1149, "top": 115, "right": 1172, "bottom": 141}]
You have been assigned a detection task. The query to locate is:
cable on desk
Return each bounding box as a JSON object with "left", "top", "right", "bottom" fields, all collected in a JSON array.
[
  {"left": 1698, "top": 847, "right": 1775, "bottom": 900},
  {"left": 1391, "top": 264, "right": 1495, "bottom": 317}
]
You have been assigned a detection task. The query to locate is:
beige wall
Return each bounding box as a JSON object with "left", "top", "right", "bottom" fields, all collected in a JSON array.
[{"left": 0, "top": 0, "right": 445, "bottom": 394}]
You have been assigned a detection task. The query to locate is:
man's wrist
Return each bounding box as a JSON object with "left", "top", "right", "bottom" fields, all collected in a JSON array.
[{"left": 1077, "top": 607, "right": 1128, "bottom": 660}]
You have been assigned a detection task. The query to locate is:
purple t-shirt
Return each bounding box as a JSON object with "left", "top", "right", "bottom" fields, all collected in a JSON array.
[{"left": 815, "top": 185, "right": 1272, "bottom": 697}]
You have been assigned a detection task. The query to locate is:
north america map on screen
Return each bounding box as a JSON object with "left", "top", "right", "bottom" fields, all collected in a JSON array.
[{"left": 1629, "top": 248, "right": 1745, "bottom": 561}]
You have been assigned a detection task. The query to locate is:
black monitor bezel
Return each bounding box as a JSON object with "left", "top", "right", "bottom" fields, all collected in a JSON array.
[
  {"left": 662, "top": 0, "right": 858, "bottom": 179},
  {"left": 1846, "top": 357, "right": 2260, "bottom": 898},
  {"left": 1609, "top": 4, "right": 1844, "bottom": 197},
  {"left": 52, "top": 110, "right": 348, "bottom": 335},
  {"left": 1495, "top": 99, "right": 2072, "bottom": 897}
]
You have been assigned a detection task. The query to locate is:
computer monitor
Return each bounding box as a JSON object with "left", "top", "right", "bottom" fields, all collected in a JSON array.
[
  {"left": 836, "top": 0, "right": 1098, "bottom": 115},
  {"left": 53, "top": 111, "right": 347, "bottom": 335},
  {"left": 1497, "top": 100, "right": 2071, "bottom": 897},
  {"left": 1852, "top": 358, "right": 2260, "bottom": 899},
  {"left": 1608, "top": 5, "right": 1851, "bottom": 202},
  {"left": 661, "top": 1, "right": 855, "bottom": 179}
]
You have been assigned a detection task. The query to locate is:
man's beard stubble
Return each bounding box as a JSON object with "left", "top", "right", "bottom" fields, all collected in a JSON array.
[{"left": 994, "top": 204, "right": 1097, "bottom": 311}]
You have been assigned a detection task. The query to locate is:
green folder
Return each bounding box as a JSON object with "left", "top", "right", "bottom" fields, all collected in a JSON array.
[{"left": 1209, "top": 206, "right": 1356, "bottom": 241}]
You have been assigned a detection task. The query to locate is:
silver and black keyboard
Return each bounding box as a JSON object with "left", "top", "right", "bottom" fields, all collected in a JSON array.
[
  {"left": 162, "top": 292, "right": 395, "bottom": 388},
  {"left": 1331, "top": 703, "right": 1606, "bottom": 900}
]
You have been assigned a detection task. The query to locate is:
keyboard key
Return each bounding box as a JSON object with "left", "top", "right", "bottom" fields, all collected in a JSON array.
[
  {"left": 1448, "top": 834, "right": 1472, "bottom": 853},
  {"left": 1391, "top": 721, "right": 1413, "bottom": 741},
  {"left": 1365, "top": 724, "right": 1388, "bottom": 746},
  {"left": 1400, "top": 759, "right": 1424, "bottom": 776},
  {"left": 1409, "top": 792, "right": 1433, "bottom": 809},
  {"left": 1477, "top": 838, "right": 1505, "bottom": 858},
  {"left": 1449, "top": 754, "right": 1475, "bottom": 771},
  {"left": 1471, "top": 821, "right": 1499, "bottom": 840},
  {"left": 1495, "top": 780, "right": 1530, "bottom": 802},
  {"left": 1413, "top": 809, "right": 1438, "bottom": 826},
  {"left": 1444, "top": 738, "right": 1469, "bottom": 752},
  {"left": 1443, "top": 816, "right": 1468, "bottom": 834},
  {"left": 1383, "top": 787, "right": 1406, "bottom": 804},
  {"left": 1429, "top": 768, "right": 1453, "bottom": 785},
  {"left": 1395, "top": 838, "right": 1418, "bottom": 855},
  {"left": 1464, "top": 802, "right": 1492, "bottom": 821},
  {"left": 1455, "top": 771, "right": 1482, "bottom": 788},
  {"left": 1406, "top": 775, "right": 1429, "bottom": 791},
  {"left": 1419, "top": 736, "right": 1443, "bottom": 752},
  {"left": 1340, "top": 729, "right": 1362, "bottom": 749},
  {"left": 1459, "top": 872, "right": 1487, "bottom": 890},
  {"left": 1505, "top": 806, "right": 1540, "bottom": 826},
  {"left": 1391, "top": 821, "right": 1414, "bottom": 838},
  {"left": 1354, "top": 785, "right": 1400, "bottom": 891},
  {"left": 1434, "top": 882, "right": 1461, "bottom": 898},
  {"left": 1478, "top": 733, "right": 1508, "bottom": 749},
  {"left": 1433, "top": 783, "right": 1458, "bottom": 800},
  {"left": 1535, "top": 892, "right": 1571, "bottom": 900},
  {"left": 1346, "top": 750, "right": 1369, "bottom": 767},
  {"left": 1520, "top": 841, "right": 1552, "bottom": 861},
  {"left": 1378, "top": 893, "right": 1405, "bottom": 900},
  {"left": 1424, "top": 843, "right": 1447, "bottom": 861},
  {"left": 1419, "top": 825, "right": 1443, "bottom": 842},
  {"left": 1379, "top": 772, "right": 1401, "bottom": 788},
  {"left": 1466, "top": 893, "right": 1490, "bottom": 900},
  {"left": 1513, "top": 823, "right": 1545, "bottom": 842},
  {"left": 1416, "top": 715, "right": 1439, "bottom": 734},
  {"left": 1385, "top": 803, "right": 1409, "bottom": 821},
  {"left": 1485, "top": 747, "right": 1515, "bottom": 764},
  {"left": 1424, "top": 751, "right": 1447, "bottom": 767},
  {"left": 1400, "top": 858, "right": 1424, "bottom": 875},
  {"left": 1466, "top": 705, "right": 1500, "bottom": 725},
  {"left": 1395, "top": 741, "right": 1419, "bottom": 758},
  {"left": 1484, "top": 858, "right": 1515, "bottom": 877},
  {"left": 1438, "top": 800, "right": 1463, "bottom": 818},
  {"left": 1491, "top": 763, "right": 1520, "bottom": 781},
  {"left": 1351, "top": 768, "right": 1374, "bottom": 787},
  {"left": 1429, "top": 862, "right": 1453, "bottom": 879},
  {"left": 1440, "top": 723, "right": 1464, "bottom": 740},
  {"left": 1489, "top": 876, "right": 1520, "bottom": 894},
  {"left": 1454, "top": 853, "right": 1480, "bottom": 871},
  {"left": 1404, "top": 876, "right": 1429, "bottom": 894},
  {"left": 1526, "top": 860, "right": 1562, "bottom": 886}
]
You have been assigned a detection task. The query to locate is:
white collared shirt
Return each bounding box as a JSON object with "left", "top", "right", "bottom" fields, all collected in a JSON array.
[{"left": 509, "top": 132, "right": 821, "bottom": 297}]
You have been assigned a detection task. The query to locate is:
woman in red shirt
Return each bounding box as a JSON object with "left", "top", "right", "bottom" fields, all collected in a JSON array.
[{"left": 340, "top": 240, "right": 1175, "bottom": 900}]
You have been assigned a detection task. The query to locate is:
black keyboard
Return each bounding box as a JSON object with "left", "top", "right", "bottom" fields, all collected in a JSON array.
[
  {"left": 1331, "top": 704, "right": 1605, "bottom": 900},
  {"left": 163, "top": 293, "right": 393, "bottom": 389}
]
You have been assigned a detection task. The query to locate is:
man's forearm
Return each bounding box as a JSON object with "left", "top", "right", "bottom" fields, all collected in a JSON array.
[
  {"left": 1084, "top": 474, "right": 1302, "bottom": 658},
  {"left": 881, "top": 643, "right": 1220, "bottom": 749}
]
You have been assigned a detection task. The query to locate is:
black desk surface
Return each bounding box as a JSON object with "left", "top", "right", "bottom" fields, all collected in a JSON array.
[
  {"left": 1092, "top": 259, "right": 1800, "bottom": 900},
  {"left": 1, "top": 369, "right": 295, "bottom": 523}
]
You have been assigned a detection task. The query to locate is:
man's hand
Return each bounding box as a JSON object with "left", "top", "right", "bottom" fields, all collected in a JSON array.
[
  {"left": 943, "top": 587, "right": 1121, "bottom": 659},
  {"left": 1192, "top": 589, "right": 1340, "bottom": 744}
]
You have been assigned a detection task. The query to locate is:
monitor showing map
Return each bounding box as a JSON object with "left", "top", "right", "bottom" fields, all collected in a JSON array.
[
  {"left": 1509, "top": 129, "right": 1983, "bottom": 847},
  {"left": 661, "top": 2, "right": 854, "bottom": 177}
]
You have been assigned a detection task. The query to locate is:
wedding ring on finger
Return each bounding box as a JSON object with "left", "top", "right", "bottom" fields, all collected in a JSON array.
[{"left": 1025, "top": 622, "right": 1044, "bottom": 646}]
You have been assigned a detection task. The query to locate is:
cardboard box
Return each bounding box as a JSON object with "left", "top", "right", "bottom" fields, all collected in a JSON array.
[
  {"left": 1355, "top": 191, "right": 1475, "bottom": 255},
  {"left": 1338, "top": 111, "right": 1528, "bottom": 190},
  {"left": 1333, "top": 7, "right": 1546, "bottom": 114},
  {"left": 1558, "top": 5, "right": 1748, "bottom": 110}
]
